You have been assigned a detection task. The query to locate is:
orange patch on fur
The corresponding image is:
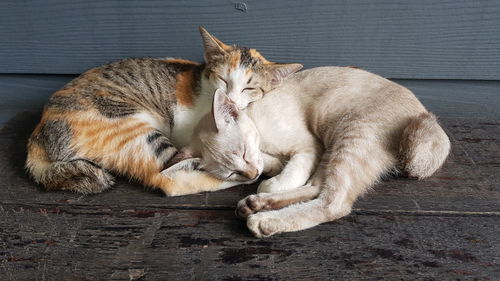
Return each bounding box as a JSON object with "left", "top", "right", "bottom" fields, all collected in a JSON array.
[
  {"left": 88, "top": 125, "right": 116, "bottom": 140},
  {"left": 165, "top": 58, "right": 199, "bottom": 65},
  {"left": 102, "top": 122, "right": 146, "bottom": 145},
  {"left": 42, "top": 109, "right": 68, "bottom": 120},
  {"left": 175, "top": 70, "right": 195, "bottom": 106},
  {"left": 157, "top": 170, "right": 223, "bottom": 196},
  {"left": 95, "top": 90, "right": 111, "bottom": 97},
  {"left": 230, "top": 52, "right": 241, "bottom": 69},
  {"left": 249, "top": 49, "right": 260, "bottom": 58},
  {"left": 249, "top": 49, "right": 270, "bottom": 64},
  {"left": 27, "top": 141, "right": 47, "bottom": 159},
  {"left": 72, "top": 121, "right": 106, "bottom": 140},
  {"left": 146, "top": 173, "right": 174, "bottom": 190},
  {"left": 81, "top": 68, "right": 103, "bottom": 83},
  {"left": 70, "top": 116, "right": 149, "bottom": 153},
  {"left": 53, "top": 88, "right": 75, "bottom": 96},
  {"left": 113, "top": 126, "right": 152, "bottom": 152},
  {"left": 71, "top": 119, "right": 99, "bottom": 129}
]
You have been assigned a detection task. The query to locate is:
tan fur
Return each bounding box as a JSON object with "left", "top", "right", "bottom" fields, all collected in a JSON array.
[
  {"left": 193, "top": 66, "right": 451, "bottom": 237},
  {"left": 399, "top": 112, "right": 451, "bottom": 179}
]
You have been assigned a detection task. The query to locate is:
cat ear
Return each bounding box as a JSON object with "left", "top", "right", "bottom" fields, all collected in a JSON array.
[
  {"left": 199, "top": 26, "right": 230, "bottom": 61},
  {"left": 267, "top": 63, "right": 303, "bottom": 87},
  {"left": 212, "top": 89, "right": 239, "bottom": 131},
  {"left": 162, "top": 157, "right": 202, "bottom": 176}
]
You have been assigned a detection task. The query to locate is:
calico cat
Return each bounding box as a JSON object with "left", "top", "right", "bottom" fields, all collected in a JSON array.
[
  {"left": 25, "top": 27, "right": 302, "bottom": 196},
  {"left": 173, "top": 67, "right": 450, "bottom": 237}
]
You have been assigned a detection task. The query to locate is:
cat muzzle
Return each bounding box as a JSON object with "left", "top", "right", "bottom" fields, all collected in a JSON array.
[{"left": 241, "top": 167, "right": 260, "bottom": 181}]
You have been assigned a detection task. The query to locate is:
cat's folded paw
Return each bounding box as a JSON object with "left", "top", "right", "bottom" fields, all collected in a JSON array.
[
  {"left": 247, "top": 213, "right": 282, "bottom": 238},
  {"left": 257, "top": 178, "right": 283, "bottom": 193},
  {"left": 236, "top": 194, "right": 269, "bottom": 218},
  {"left": 264, "top": 160, "right": 284, "bottom": 177}
]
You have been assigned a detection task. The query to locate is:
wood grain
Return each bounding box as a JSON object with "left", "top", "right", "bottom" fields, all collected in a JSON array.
[
  {"left": 1, "top": 75, "right": 499, "bottom": 126},
  {"left": 1, "top": 0, "right": 499, "bottom": 79},
  {"left": 1, "top": 112, "right": 499, "bottom": 279},
  {"left": 1, "top": 208, "right": 498, "bottom": 280}
]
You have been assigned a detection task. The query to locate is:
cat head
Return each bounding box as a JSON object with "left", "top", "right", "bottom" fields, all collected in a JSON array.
[
  {"left": 165, "top": 89, "right": 263, "bottom": 183},
  {"left": 200, "top": 27, "right": 302, "bottom": 109}
]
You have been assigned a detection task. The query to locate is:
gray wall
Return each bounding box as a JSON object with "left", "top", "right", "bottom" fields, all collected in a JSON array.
[{"left": 1, "top": 0, "right": 499, "bottom": 125}]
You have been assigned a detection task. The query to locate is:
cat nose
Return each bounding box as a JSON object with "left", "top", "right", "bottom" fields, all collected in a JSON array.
[{"left": 243, "top": 167, "right": 259, "bottom": 180}]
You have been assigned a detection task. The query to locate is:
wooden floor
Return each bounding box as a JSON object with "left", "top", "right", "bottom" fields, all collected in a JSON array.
[{"left": 1, "top": 112, "right": 499, "bottom": 281}]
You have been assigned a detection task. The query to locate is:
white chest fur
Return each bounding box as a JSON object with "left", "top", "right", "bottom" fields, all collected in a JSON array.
[
  {"left": 170, "top": 92, "right": 213, "bottom": 148},
  {"left": 248, "top": 83, "right": 318, "bottom": 157}
]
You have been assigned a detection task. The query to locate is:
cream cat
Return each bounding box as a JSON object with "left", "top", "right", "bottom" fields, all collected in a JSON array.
[{"left": 172, "top": 66, "right": 450, "bottom": 237}]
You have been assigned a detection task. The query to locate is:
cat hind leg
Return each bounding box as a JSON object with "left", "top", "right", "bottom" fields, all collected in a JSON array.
[
  {"left": 28, "top": 158, "right": 114, "bottom": 194},
  {"left": 246, "top": 135, "right": 394, "bottom": 237}
]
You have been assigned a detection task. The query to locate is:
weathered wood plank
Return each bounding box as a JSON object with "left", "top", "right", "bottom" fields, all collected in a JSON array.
[
  {"left": 1, "top": 207, "right": 498, "bottom": 280},
  {"left": 1, "top": 0, "right": 499, "bottom": 79},
  {"left": 1, "top": 75, "right": 499, "bottom": 126},
  {"left": 1, "top": 112, "right": 499, "bottom": 215}
]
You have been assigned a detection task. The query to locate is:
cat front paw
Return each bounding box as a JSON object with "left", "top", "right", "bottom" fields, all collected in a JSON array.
[
  {"left": 257, "top": 177, "right": 283, "bottom": 193},
  {"left": 263, "top": 160, "right": 284, "bottom": 177},
  {"left": 236, "top": 194, "right": 269, "bottom": 218},
  {"left": 247, "top": 213, "right": 283, "bottom": 238}
]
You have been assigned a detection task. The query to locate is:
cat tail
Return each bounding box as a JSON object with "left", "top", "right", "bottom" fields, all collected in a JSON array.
[
  {"left": 398, "top": 112, "right": 451, "bottom": 179},
  {"left": 26, "top": 148, "right": 114, "bottom": 194}
]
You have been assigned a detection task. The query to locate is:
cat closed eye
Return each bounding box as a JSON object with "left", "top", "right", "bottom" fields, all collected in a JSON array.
[
  {"left": 241, "top": 88, "right": 255, "bottom": 93},
  {"left": 216, "top": 75, "right": 227, "bottom": 86},
  {"left": 227, "top": 171, "right": 243, "bottom": 178}
]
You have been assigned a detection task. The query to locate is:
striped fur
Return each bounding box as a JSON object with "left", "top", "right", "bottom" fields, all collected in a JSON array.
[{"left": 26, "top": 27, "right": 301, "bottom": 195}]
